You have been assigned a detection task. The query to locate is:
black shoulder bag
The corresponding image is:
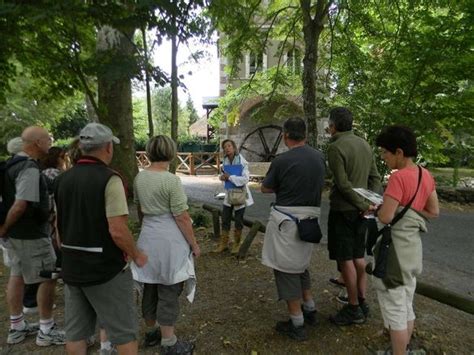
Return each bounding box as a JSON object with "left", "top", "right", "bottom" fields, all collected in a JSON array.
[
  {"left": 272, "top": 205, "right": 323, "bottom": 244},
  {"left": 367, "top": 166, "right": 422, "bottom": 285}
]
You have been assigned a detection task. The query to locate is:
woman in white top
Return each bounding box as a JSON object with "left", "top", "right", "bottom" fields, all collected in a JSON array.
[
  {"left": 131, "top": 135, "right": 200, "bottom": 354},
  {"left": 214, "top": 139, "right": 254, "bottom": 255}
]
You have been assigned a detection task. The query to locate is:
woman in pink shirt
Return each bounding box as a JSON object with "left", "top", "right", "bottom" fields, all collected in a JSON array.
[{"left": 375, "top": 125, "right": 439, "bottom": 355}]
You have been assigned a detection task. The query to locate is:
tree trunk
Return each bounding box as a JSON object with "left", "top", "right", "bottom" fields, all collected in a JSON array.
[
  {"left": 141, "top": 27, "right": 154, "bottom": 138},
  {"left": 97, "top": 25, "right": 138, "bottom": 193},
  {"left": 300, "top": 0, "right": 329, "bottom": 147},
  {"left": 170, "top": 31, "right": 179, "bottom": 142},
  {"left": 169, "top": 26, "right": 179, "bottom": 174}
]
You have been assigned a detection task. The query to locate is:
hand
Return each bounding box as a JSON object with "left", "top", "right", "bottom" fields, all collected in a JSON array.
[
  {"left": 133, "top": 250, "right": 148, "bottom": 267},
  {"left": 221, "top": 172, "right": 230, "bottom": 181},
  {"left": 191, "top": 243, "right": 201, "bottom": 258},
  {"left": 362, "top": 204, "right": 378, "bottom": 217}
]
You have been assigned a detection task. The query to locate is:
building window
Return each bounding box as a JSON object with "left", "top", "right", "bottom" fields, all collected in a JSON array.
[
  {"left": 287, "top": 48, "right": 302, "bottom": 75},
  {"left": 248, "top": 51, "right": 264, "bottom": 77}
]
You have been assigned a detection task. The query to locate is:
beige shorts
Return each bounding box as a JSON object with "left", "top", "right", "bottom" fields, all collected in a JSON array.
[
  {"left": 9, "top": 238, "right": 56, "bottom": 284},
  {"left": 373, "top": 276, "right": 416, "bottom": 331}
]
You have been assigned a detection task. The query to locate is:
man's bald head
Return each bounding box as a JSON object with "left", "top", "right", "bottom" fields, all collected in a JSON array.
[{"left": 21, "top": 126, "right": 51, "bottom": 158}]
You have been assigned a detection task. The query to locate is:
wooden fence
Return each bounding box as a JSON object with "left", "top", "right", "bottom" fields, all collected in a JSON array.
[{"left": 136, "top": 151, "right": 221, "bottom": 175}]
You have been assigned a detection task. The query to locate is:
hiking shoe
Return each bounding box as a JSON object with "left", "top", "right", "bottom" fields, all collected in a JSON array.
[
  {"left": 160, "top": 339, "right": 195, "bottom": 355},
  {"left": 330, "top": 304, "right": 366, "bottom": 326},
  {"left": 35, "top": 324, "right": 65, "bottom": 346},
  {"left": 360, "top": 301, "right": 370, "bottom": 318},
  {"left": 144, "top": 328, "right": 161, "bottom": 347},
  {"left": 301, "top": 306, "right": 318, "bottom": 326},
  {"left": 7, "top": 321, "right": 39, "bottom": 344},
  {"left": 275, "top": 320, "right": 308, "bottom": 341}
]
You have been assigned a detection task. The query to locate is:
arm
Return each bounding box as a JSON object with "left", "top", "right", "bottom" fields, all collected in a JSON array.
[
  {"left": 420, "top": 190, "right": 439, "bottom": 219},
  {"left": 261, "top": 185, "right": 275, "bottom": 193},
  {"left": 376, "top": 195, "right": 400, "bottom": 224},
  {"left": 174, "top": 211, "right": 200, "bottom": 257},
  {"left": 0, "top": 200, "right": 28, "bottom": 237},
  {"left": 327, "top": 146, "right": 369, "bottom": 211},
  {"left": 108, "top": 215, "right": 147, "bottom": 266}
]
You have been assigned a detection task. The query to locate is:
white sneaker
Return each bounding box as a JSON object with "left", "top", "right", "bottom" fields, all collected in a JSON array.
[
  {"left": 6, "top": 320, "right": 39, "bottom": 344},
  {"left": 36, "top": 323, "right": 65, "bottom": 346}
]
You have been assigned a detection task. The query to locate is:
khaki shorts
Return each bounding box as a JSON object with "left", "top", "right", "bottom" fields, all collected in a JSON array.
[
  {"left": 64, "top": 268, "right": 138, "bottom": 345},
  {"left": 374, "top": 276, "right": 416, "bottom": 331},
  {"left": 9, "top": 238, "right": 56, "bottom": 284}
]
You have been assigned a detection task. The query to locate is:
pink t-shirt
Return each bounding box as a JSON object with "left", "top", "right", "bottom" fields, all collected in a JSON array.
[{"left": 384, "top": 166, "right": 436, "bottom": 212}]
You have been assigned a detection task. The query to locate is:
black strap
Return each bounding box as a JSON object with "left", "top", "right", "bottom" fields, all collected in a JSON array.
[
  {"left": 272, "top": 204, "right": 299, "bottom": 222},
  {"left": 389, "top": 166, "right": 422, "bottom": 227}
]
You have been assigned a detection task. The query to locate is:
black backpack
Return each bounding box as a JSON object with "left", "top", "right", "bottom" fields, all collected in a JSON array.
[{"left": 0, "top": 155, "right": 28, "bottom": 224}]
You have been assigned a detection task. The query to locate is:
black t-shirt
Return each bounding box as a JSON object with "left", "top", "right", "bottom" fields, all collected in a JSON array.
[{"left": 263, "top": 145, "right": 326, "bottom": 206}]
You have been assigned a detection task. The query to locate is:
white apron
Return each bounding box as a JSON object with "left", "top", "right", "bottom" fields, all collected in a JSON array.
[
  {"left": 131, "top": 214, "right": 196, "bottom": 302},
  {"left": 262, "top": 205, "right": 321, "bottom": 274}
]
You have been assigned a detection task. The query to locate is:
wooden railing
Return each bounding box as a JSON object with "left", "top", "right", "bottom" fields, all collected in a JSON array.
[
  {"left": 136, "top": 151, "right": 221, "bottom": 175},
  {"left": 176, "top": 152, "right": 220, "bottom": 175}
]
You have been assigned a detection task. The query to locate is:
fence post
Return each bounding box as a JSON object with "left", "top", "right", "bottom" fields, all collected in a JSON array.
[
  {"left": 237, "top": 221, "right": 262, "bottom": 259},
  {"left": 211, "top": 210, "right": 220, "bottom": 240},
  {"left": 189, "top": 153, "right": 195, "bottom": 175}
]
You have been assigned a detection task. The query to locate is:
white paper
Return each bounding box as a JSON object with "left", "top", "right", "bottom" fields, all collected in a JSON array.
[{"left": 353, "top": 188, "right": 383, "bottom": 205}]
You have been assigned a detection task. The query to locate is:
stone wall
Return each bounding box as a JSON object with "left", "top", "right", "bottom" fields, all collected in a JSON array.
[{"left": 437, "top": 187, "right": 474, "bottom": 204}]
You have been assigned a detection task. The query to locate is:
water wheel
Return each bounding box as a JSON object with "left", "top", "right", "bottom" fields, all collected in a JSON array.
[{"left": 239, "top": 124, "right": 283, "bottom": 162}]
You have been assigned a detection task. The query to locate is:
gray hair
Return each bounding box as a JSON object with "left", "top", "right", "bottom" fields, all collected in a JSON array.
[
  {"left": 80, "top": 141, "right": 110, "bottom": 154},
  {"left": 7, "top": 137, "right": 24, "bottom": 154}
]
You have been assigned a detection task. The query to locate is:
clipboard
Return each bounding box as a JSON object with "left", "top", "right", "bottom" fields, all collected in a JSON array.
[{"left": 223, "top": 164, "right": 243, "bottom": 189}]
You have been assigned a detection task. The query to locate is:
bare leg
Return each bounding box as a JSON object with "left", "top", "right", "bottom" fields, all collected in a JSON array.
[
  {"left": 145, "top": 319, "right": 156, "bottom": 327},
  {"left": 66, "top": 340, "right": 87, "bottom": 355},
  {"left": 340, "top": 260, "right": 358, "bottom": 305},
  {"left": 7, "top": 276, "right": 24, "bottom": 316},
  {"left": 407, "top": 320, "right": 415, "bottom": 344},
  {"left": 116, "top": 341, "right": 138, "bottom": 355},
  {"left": 287, "top": 299, "right": 302, "bottom": 316},
  {"left": 302, "top": 289, "right": 312, "bottom": 303},
  {"left": 160, "top": 325, "right": 174, "bottom": 340},
  {"left": 100, "top": 328, "right": 108, "bottom": 342},
  {"left": 390, "top": 328, "right": 409, "bottom": 355},
  {"left": 37, "top": 280, "right": 56, "bottom": 320},
  {"left": 353, "top": 258, "right": 367, "bottom": 299}
]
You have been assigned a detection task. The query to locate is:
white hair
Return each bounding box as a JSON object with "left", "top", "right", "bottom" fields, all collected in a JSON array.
[{"left": 7, "top": 137, "right": 23, "bottom": 154}]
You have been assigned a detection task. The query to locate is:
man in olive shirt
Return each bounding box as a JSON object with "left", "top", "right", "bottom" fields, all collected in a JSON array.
[{"left": 326, "top": 107, "right": 381, "bottom": 326}]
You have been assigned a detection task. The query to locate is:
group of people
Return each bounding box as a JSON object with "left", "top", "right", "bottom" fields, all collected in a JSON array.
[
  {"left": 251, "top": 109, "right": 438, "bottom": 355},
  {"left": 0, "top": 105, "right": 439, "bottom": 355}
]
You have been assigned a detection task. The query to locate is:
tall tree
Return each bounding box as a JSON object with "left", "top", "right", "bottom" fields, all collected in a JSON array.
[
  {"left": 300, "top": 0, "right": 331, "bottom": 147},
  {"left": 186, "top": 95, "right": 200, "bottom": 126},
  {"left": 97, "top": 25, "right": 138, "bottom": 187}
]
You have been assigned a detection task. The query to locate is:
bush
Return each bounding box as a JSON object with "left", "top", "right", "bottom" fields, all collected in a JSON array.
[{"left": 189, "top": 206, "right": 210, "bottom": 228}]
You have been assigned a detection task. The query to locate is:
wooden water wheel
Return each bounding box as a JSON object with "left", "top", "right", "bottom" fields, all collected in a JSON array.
[{"left": 239, "top": 124, "right": 283, "bottom": 162}]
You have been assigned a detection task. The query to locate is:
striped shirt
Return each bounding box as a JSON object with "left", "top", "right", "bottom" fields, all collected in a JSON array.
[{"left": 133, "top": 170, "right": 188, "bottom": 216}]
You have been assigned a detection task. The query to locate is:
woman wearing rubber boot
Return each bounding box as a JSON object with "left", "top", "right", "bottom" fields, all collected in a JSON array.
[{"left": 214, "top": 139, "right": 253, "bottom": 255}]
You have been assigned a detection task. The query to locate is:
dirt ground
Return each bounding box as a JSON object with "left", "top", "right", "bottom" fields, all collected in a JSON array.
[{"left": 0, "top": 219, "right": 473, "bottom": 354}]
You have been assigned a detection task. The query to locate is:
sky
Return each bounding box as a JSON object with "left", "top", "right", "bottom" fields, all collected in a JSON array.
[{"left": 143, "top": 39, "right": 220, "bottom": 117}]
